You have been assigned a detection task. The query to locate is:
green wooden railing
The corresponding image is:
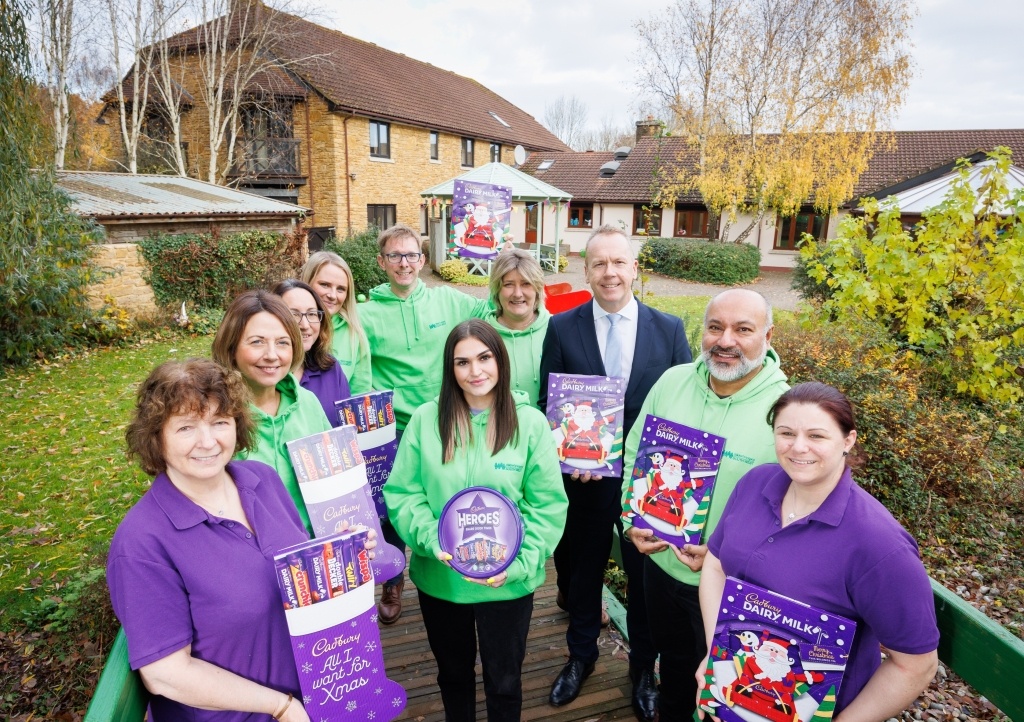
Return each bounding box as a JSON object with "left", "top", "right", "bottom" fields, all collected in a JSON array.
[{"left": 84, "top": 579, "right": 1024, "bottom": 721}]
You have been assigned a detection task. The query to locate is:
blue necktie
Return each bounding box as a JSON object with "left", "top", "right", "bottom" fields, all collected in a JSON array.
[{"left": 605, "top": 313, "right": 622, "bottom": 378}]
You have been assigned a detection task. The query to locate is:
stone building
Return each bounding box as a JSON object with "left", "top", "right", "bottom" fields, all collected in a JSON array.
[{"left": 98, "top": 5, "right": 570, "bottom": 247}]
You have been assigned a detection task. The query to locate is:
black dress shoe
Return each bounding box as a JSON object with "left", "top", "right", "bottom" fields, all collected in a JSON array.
[
  {"left": 629, "top": 666, "right": 658, "bottom": 722},
  {"left": 549, "top": 657, "right": 595, "bottom": 706}
]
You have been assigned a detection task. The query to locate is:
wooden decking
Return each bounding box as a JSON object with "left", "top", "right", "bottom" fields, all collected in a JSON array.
[{"left": 380, "top": 561, "right": 638, "bottom": 721}]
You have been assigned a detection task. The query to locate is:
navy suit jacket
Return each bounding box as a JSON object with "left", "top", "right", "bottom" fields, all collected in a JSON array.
[{"left": 538, "top": 300, "right": 692, "bottom": 444}]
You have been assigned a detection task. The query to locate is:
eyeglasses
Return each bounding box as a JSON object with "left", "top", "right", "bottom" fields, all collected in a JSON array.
[
  {"left": 383, "top": 252, "right": 422, "bottom": 264},
  {"left": 291, "top": 310, "right": 324, "bottom": 325}
]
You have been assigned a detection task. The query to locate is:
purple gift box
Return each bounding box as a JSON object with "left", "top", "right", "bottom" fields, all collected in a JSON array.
[
  {"left": 624, "top": 415, "right": 726, "bottom": 547},
  {"left": 275, "top": 533, "right": 406, "bottom": 721},
  {"left": 438, "top": 487, "right": 523, "bottom": 579},
  {"left": 699, "top": 576, "right": 857, "bottom": 722},
  {"left": 287, "top": 426, "right": 406, "bottom": 584},
  {"left": 545, "top": 373, "right": 625, "bottom": 477}
]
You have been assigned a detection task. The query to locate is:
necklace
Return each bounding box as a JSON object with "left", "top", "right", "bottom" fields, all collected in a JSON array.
[{"left": 785, "top": 487, "right": 808, "bottom": 521}]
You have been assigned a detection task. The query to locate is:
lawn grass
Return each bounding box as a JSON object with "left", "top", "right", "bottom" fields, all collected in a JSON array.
[{"left": 0, "top": 334, "right": 211, "bottom": 628}]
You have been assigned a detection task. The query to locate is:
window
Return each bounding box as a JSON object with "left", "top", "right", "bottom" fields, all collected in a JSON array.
[
  {"left": 537, "top": 160, "right": 554, "bottom": 171},
  {"left": 488, "top": 111, "right": 511, "bottom": 128},
  {"left": 429, "top": 131, "right": 439, "bottom": 160},
  {"left": 568, "top": 203, "right": 593, "bottom": 228},
  {"left": 633, "top": 204, "right": 662, "bottom": 236},
  {"left": 367, "top": 204, "right": 397, "bottom": 230},
  {"left": 461, "top": 137, "right": 474, "bottom": 167},
  {"left": 370, "top": 121, "right": 390, "bottom": 158},
  {"left": 775, "top": 207, "right": 827, "bottom": 250},
  {"left": 674, "top": 206, "right": 710, "bottom": 238},
  {"left": 490, "top": 142, "right": 501, "bottom": 163}
]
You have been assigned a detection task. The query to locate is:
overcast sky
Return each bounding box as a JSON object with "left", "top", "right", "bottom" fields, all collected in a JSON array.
[{"left": 322, "top": 0, "right": 1024, "bottom": 136}]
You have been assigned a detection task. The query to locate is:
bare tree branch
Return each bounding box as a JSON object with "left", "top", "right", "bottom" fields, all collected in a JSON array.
[{"left": 543, "top": 94, "right": 590, "bottom": 151}]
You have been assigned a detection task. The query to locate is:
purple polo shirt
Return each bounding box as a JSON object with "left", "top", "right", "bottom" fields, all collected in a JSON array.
[
  {"left": 708, "top": 464, "right": 939, "bottom": 711},
  {"left": 297, "top": 358, "right": 351, "bottom": 427},
  {"left": 107, "top": 460, "right": 309, "bottom": 721}
]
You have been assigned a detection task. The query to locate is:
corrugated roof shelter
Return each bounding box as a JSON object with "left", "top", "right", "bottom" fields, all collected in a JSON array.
[
  {"left": 56, "top": 171, "right": 308, "bottom": 317},
  {"left": 57, "top": 170, "right": 308, "bottom": 222}
]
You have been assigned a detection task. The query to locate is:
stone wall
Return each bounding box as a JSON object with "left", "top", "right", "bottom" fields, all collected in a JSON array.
[{"left": 89, "top": 242, "right": 159, "bottom": 317}]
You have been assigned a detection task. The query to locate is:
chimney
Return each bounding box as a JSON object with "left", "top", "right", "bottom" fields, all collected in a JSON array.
[{"left": 635, "top": 116, "right": 663, "bottom": 142}]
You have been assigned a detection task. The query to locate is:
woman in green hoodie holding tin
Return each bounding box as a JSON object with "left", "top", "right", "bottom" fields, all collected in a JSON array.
[
  {"left": 384, "top": 319, "right": 567, "bottom": 722},
  {"left": 483, "top": 248, "right": 550, "bottom": 406},
  {"left": 212, "top": 290, "right": 332, "bottom": 533}
]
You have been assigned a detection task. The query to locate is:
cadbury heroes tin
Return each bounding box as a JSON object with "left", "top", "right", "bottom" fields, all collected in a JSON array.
[{"left": 438, "top": 486, "right": 524, "bottom": 579}]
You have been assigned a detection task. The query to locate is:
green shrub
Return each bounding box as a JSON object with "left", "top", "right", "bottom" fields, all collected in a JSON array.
[
  {"left": 641, "top": 237, "right": 760, "bottom": 284},
  {"left": 557, "top": 254, "right": 569, "bottom": 273},
  {"left": 138, "top": 228, "right": 303, "bottom": 310},
  {"left": 791, "top": 234, "right": 835, "bottom": 302},
  {"left": 438, "top": 259, "right": 468, "bottom": 281},
  {"left": 802, "top": 149, "right": 1024, "bottom": 403},
  {"left": 325, "top": 226, "right": 389, "bottom": 296},
  {"left": 774, "top": 316, "right": 1023, "bottom": 525}
]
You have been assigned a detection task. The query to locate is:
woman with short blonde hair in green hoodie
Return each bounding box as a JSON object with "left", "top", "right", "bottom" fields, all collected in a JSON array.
[
  {"left": 483, "top": 248, "right": 550, "bottom": 406},
  {"left": 384, "top": 319, "right": 567, "bottom": 722}
]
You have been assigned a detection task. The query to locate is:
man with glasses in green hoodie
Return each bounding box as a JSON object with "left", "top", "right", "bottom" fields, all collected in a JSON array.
[
  {"left": 361, "top": 223, "right": 491, "bottom": 624},
  {"left": 621, "top": 288, "right": 789, "bottom": 722}
]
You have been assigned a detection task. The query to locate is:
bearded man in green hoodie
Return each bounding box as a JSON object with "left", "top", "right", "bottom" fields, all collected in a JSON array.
[
  {"left": 621, "top": 288, "right": 789, "bottom": 722},
  {"left": 362, "top": 223, "right": 491, "bottom": 623}
]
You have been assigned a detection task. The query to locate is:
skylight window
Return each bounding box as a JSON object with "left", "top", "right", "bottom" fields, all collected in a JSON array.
[
  {"left": 538, "top": 160, "right": 554, "bottom": 171},
  {"left": 488, "top": 111, "right": 511, "bottom": 128}
]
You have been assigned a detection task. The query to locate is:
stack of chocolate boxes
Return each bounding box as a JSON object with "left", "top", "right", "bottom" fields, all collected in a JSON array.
[
  {"left": 336, "top": 391, "right": 399, "bottom": 523},
  {"left": 275, "top": 531, "right": 374, "bottom": 610}
]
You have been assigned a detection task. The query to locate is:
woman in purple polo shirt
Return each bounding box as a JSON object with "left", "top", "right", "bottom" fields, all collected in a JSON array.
[
  {"left": 698, "top": 382, "right": 939, "bottom": 719},
  {"left": 107, "top": 358, "right": 310, "bottom": 721},
  {"left": 273, "top": 279, "right": 351, "bottom": 426}
]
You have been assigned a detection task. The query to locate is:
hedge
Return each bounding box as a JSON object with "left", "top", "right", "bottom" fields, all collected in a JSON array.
[
  {"left": 641, "top": 237, "right": 761, "bottom": 285},
  {"left": 324, "top": 227, "right": 389, "bottom": 297}
]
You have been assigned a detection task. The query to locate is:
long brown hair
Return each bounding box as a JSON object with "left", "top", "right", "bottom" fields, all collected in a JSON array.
[
  {"left": 273, "top": 279, "right": 335, "bottom": 372},
  {"left": 439, "top": 320, "right": 519, "bottom": 463}
]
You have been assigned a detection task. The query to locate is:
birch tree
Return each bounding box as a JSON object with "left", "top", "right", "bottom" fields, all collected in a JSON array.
[
  {"left": 634, "top": 0, "right": 914, "bottom": 241},
  {"left": 104, "top": 0, "right": 156, "bottom": 172},
  {"left": 31, "top": 0, "right": 79, "bottom": 168}
]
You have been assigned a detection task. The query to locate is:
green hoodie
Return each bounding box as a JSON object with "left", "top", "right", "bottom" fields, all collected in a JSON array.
[
  {"left": 383, "top": 392, "right": 568, "bottom": 603},
  {"left": 237, "top": 374, "right": 332, "bottom": 533},
  {"left": 483, "top": 307, "right": 550, "bottom": 406},
  {"left": 360, "top": 280, "right": 489, "bottom": 429},
  {"left": 330, "top": 313, "right": 372, "bottom": 394},
  {"left": 621, "top": 349, "right": 789, "bottom": 585}
]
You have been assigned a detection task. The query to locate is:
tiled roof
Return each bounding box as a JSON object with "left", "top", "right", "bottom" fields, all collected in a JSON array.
[
  {"left": 519, "top": 151, "right": 616, "bottom": 201},
  {"left": 57, "top": 171, "right": 307, "bottom": 218},
  {"left": 155, "top": 7, "right": 570, "bottom": 153},
  {"left": 522, "top": 130, "right": 1024, "bottom": 206}
]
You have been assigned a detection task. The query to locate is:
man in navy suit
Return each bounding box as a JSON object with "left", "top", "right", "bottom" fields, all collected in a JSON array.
[{"left": 540, "top": 225, "right": 692, "bottom": 719}]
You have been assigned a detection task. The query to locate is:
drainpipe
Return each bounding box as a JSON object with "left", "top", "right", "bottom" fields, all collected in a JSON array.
[
  {"left": 304, "top": 99, "right": 314, "bottom": 216},
  {"left": 343, "top": 114, "right": 353, "bottom": 234}
]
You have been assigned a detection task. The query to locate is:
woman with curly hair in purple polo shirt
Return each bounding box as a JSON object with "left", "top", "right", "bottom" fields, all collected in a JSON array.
[
  {"left": 698, "top": 382, "right": 939, "bottom": 720},
  {"left": 107, "top": 358, "right": 311, "bottom": 721}
]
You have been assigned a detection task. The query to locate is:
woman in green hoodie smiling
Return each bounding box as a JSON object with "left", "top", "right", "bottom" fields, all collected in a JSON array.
[
  {"left": 212, "top": 290, "right": 332, "bottom": 533},
  {"left": 483, "top": 249, "right": 550, "bottom": 406},
  {"left": 384, "top": 319, "right": 567, "bottom": 722}
]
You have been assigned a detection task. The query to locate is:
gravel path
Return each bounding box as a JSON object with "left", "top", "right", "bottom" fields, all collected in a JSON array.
[{"left": 424, "top": 253, "right": 801, "bottom": 311}]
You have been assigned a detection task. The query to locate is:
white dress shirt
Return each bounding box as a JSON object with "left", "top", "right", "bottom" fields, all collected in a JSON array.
[{"left": 593, "top": 297, "right": 638, "bottom": 389}]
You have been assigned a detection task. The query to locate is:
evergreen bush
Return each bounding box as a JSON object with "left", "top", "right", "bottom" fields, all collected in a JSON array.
[
  {"left": 138, "top": 228, "right": 303, "bottom": 309},
  {"left": 641, "top": 237, "right": 760, "bottom": 284},
  {"left": 325, "top": 227, "right": 389, "bottom": 296}
]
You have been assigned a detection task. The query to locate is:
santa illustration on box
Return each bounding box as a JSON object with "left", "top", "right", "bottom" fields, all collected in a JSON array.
[{"left": 637, "top": 453, "right": 703, "bottom": 531}]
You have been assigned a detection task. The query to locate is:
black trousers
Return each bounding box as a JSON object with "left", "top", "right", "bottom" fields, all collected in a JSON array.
[
  {"left": 418, "top": 590, "right": 534, "bottom": 722},
  {"left": 643, "top": 557, "right": 705, "bottom": 721},
  {"left": 554, "top": 474, "right": 656, "bottom": 669}
]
